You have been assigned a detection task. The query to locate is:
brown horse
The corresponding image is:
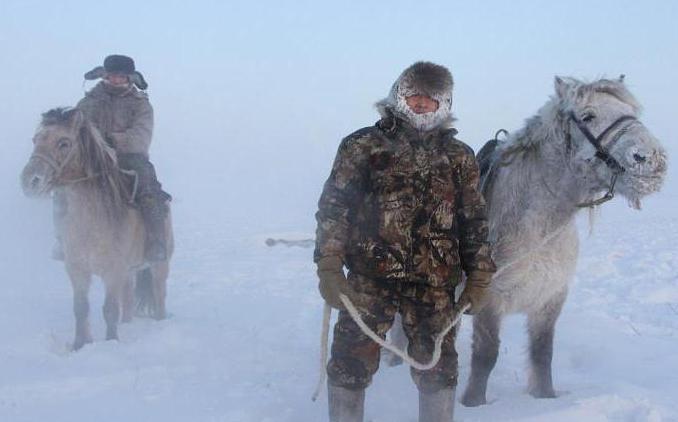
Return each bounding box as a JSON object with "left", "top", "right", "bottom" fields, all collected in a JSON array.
[{"left": 20, "top": 107, "right": 173, "bottom": 350}]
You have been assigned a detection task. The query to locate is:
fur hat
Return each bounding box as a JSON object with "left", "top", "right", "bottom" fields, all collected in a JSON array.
[
  {"left": 104, "top": 55, "right": 135, "bottom": 74},
  {"left": 376, "top": 61, "right": 454, "bottom": 131},
  {"left": 84, "top": 54, "right": 148, "bottom": 90}
]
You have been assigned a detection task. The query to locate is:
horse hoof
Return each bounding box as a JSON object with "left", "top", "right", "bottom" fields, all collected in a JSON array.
[
  {"left": 461, "top": 391, "right": 487, "bottom": 407},
  {"left": 528, "top": 387, "right": 557, "bottom": 399},
  {"left": 72, "top": 338, "right": 92, "bottom": 351}
]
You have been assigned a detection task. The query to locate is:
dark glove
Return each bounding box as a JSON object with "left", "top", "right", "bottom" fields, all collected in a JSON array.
[
  {"left": 317, "top": 256, "right": 350, "bottom": 310},
  {"left": 457, "top": 271, "right": 493, "bottom": 315}
]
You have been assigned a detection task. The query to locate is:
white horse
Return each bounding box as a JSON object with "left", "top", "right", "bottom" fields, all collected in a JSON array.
[{"left": 458, "top": 76, "right": 668, "bottom": 405}]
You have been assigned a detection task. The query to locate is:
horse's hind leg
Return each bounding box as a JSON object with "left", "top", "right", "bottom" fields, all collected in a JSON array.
[
  {"left": 67, "top": 265, "right": 92, "bottom": 351},
  {"left": 121, "top": 274, "right": 134, "bottom": 323},
  {"left": 102, "top": 275, "right": 124, "bottom": 341},
  {"left": 151, "top": 262, "right": 169, "bottom": 320},
  {"left": 527, "top": 290, "right": 566, "bottom": 399},
  {"left": 462, "top": 307, "right": 502, "bottom": 407}
]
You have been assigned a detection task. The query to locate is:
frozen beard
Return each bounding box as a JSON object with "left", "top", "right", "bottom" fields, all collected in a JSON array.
[{"left": 394, "top": 85, "right": 452, "bottom": 131}]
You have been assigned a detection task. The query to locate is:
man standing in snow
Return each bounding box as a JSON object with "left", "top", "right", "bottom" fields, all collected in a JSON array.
[
  {"left": 314, "top": 62, "right": 496, "bottom": 422},
  {"left": 54, "top": 54, "right": 169, "bottom": 261}
]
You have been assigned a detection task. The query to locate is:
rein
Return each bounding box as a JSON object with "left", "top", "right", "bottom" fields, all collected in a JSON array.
[
  {"left": 29, "top": 149, "right": 101, "bottom": 186},
  {"left": 312, "top": 296, "right": 469, "bottom": 401},
  {"left": 568, "top": 112, "right": 636, "bottom": 208}
]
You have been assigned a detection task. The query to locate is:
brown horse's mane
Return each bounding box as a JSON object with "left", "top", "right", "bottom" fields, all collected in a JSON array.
[{"left": 41, "top": 107, "right": 129, "bottom": 223}]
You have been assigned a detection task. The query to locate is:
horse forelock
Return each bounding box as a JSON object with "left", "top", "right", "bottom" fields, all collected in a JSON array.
[
  {"left": 555, "top": 77, "right": 642, "bottom": 116},
  {"left": 40, "top": 107, "right": 74, "bottom": 126}
]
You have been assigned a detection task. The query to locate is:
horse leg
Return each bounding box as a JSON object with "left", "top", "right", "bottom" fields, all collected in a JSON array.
[
  {"left": 121, "top": 273, "right": 134, "bottom": 323},
  {"left": 151, "top": 262, "right": 169, "bottom": 320},
  {"left": 461, "top": 307, "right": 502, "bottom": 407},
  {"left": 102, "top": 275, "right": 123, "bottom": 341},
  {"left": 527, "top": 290, "right": 566, "bottom": 399},
  {"left": 67, "top": 265, "right": 92, "bottom": 351}
]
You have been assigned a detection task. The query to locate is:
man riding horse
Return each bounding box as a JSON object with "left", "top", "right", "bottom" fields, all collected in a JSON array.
[{"left": 53, "top": 54, "right": 169, "bottom": 261}]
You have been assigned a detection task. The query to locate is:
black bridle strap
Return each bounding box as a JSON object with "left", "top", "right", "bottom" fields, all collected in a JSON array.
[
  {"left": 569, "top": 112, "right": 636, "bottom": 174},
  {"left": 569, "top": 112, "right": 639, "bottom": 208}
]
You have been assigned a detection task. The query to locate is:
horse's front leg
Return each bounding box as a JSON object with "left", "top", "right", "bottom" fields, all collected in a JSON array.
[
  {"left": 462, "top": 306, "right": 502, "bottom": 407},
  {"left": 102, "top": 274, "right": 124, "bottom": 341},
  {"left": 527, "top": 289, "right": 567, "bottom": 399},
  {"left": 66, "top": 264, "right": 92, "bottom": 351}
]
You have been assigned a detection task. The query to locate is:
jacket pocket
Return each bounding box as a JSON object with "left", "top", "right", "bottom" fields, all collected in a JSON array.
[{"left": 348, "top": 237, "right": 406, "bottom": 280}]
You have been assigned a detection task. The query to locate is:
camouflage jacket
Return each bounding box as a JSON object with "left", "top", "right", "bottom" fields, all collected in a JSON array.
[
  {"left": 315, "top": 115, "right": 496, "bottom": 289},
  {"left": 77, "top": 82, "right": 154, "bottom": 156}
]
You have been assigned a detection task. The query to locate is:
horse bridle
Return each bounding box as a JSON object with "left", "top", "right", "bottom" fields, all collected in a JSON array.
[
  {"left": 30, "top": 142, "right": 99, "bottom": 186},
  {"left": 568, "top": 111, "right": 637, "bottom": 208}
]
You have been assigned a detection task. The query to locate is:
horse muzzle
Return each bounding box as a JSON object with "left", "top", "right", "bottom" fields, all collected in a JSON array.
[{"left": 20, "top": 159, "right": 54, "bottom": 197}]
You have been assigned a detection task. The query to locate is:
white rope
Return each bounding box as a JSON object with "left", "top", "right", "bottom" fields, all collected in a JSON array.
[
  {"left": 340, "top": 294, "right": 469, "bottom": 370},
  {"left": 311, "top": 303, "right": 332, "bottom": 402},
  {"left": 491, "top": 219, "right": 573, "bottom": 281},
  {"left": 311, "top": 295, "right": 469, "bottom": 401}
]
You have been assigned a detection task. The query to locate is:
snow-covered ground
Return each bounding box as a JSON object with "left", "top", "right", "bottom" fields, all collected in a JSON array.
[{"left": 1, "top": 180, "right": 676, "bottom": 422}]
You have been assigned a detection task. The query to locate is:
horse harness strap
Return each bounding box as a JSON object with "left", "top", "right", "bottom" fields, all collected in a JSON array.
[
  {"left": 568, "top": 112, "right": 637, "bottom": 208},
  {"left": 30, "top": 149, "right": 102, "bottom": 186}
]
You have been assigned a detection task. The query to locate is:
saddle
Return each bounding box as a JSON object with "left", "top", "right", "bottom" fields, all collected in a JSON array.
[{"left": 477, "top": 130, "right": 507, "bottom": 199}]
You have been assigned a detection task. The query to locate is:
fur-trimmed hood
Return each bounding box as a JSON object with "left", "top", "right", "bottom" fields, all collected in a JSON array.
[{"left": 376, "top": 61, "right": 454, "bottom": 131}]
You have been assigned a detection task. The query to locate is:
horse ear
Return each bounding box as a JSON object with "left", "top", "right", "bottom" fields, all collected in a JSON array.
[
  {"left": 554, "top": 76, "right": 570, "bottom": 99},
  {"left": 65, "top": 108, "right": 84, "bottom": 131}
]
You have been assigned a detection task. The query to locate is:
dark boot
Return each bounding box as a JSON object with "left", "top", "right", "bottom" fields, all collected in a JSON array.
[
  {"left": 138, "top": 195, "right": 167, "bottom": 262},
  {"left": 328, "top": 384, "right": 365, "bottom": 422},
  {"left": 419, "top": 388, "right": 455, "bottom": 422}
]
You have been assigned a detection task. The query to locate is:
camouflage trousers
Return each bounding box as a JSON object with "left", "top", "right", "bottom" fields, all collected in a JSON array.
[{"left": 327, "top": 272, "right": 459, "bottom": 393}]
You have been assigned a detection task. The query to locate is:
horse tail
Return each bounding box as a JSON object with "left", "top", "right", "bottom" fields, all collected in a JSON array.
[{"left": 135, "top": 267, "right": 155, "bottom": 317}]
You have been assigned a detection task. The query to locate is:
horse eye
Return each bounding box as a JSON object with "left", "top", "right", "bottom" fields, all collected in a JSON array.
[
  {"left": 57, "top": 138, "right": 71, "bottom": 150},
  {"left": 582, "top": 113, "right": 596, "bottom": 123}
]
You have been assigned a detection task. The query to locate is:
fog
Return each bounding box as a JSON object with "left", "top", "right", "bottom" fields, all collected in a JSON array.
[
  {"left": 2, "top": 1, "right": 676, "bottom": 238},
  {"left": 0, "top": 1, "right": 676, "bottom": 419}
]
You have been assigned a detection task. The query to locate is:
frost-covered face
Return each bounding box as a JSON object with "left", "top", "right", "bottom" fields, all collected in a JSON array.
[
  {"left": 395, "top": 85, "right": 451, "bottom": 131},
  {"left": 21, "top": 112, "right": 82, "bottom": 197},
  {"left": 103, "top": 72, "right": 130, "bottom": 88},
  {"left": 376, "top": 62, "right": 454, "bottom": 132},
  {"left": 557, "top": 77, "right": 668, "bottom": 208},
  {"left": 406, "top": 95, "right": 439, "bottom": 114}
]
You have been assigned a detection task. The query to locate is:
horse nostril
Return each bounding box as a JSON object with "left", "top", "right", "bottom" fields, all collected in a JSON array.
[
  {"left": 633, "top": 153, "right": 646, "bottom": 164},
  {"left": 29, "top": 175, "right": 46, "bottom": 191}
]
